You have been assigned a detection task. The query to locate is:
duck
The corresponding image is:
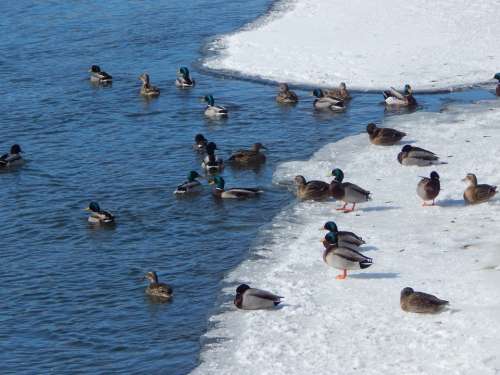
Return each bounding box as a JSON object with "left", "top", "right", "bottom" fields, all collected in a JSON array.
[
  {"left": 312, "top": 89, "right": 345, "bottom": 112},
  {"left": 397, "top": 145, "right": 441, "bottom": 166},
  {"left": 276, "top": 83, "right": 298, "bottom": 104},
  {"left": 323, "top": 82, "right": 351, "bottom": 101},
  {"left": 400, "top": 287, "right": 448, "bottom": 313},
  {"left": 193, "top": 134, "right": 208, "bottom": 153},
  {"left": 383, "top": 84, "right": 417, "bottom": 107},
  {"left": 144, "top": 271, "right": 173, "bottom": 300},
  {"left": 322, "top": 221, "right": 365, "bottom": 247},
  {"left": 322, "top": 231, "right": 373, "bottom": 280},
  {"left": 174, "top": 171, "right": 203, "bottom": 194},
  {"left": 366, "top": 123, "right": 406, "bottom": 146},
  {"left": 88, "top": 65, "right": 112, "bottom": 84},
  {"left": 463, "top": 173, "right": 497, "bottom": 204},
  {"left": 417, "top": 171, "right": 440, "bottom": 206},
  {"left": 84, "top": 202, "right": 115, "bottom": 225},
  {"left": 0, "top": 144, "right": 24, "bottom": 168},
  {"left": 294, "top": 175, "right": 331, "bottom": 200},
  {"left": 494, "top": 73, "right": 500, "bottom": 96},
  {"left": 139, "top": 73, "right": 160, "bottom": 97},
  {"left": 175, "top": 67, "right": 195, "bottom": 88},
  {"left": 201, "top": 142, "right": 224, "bottom": 173},
  {"left": 329, "top": 168, "right": 371, "bottom": 212},
  {"left": 227, "top": 143, "right": 267, "bottom": 166},
  {"left": 234, "top": 284, "right": 283, "bottom": 310},
  {"left": 323, "top": 231, "right": 361, "bottom": 252},
  {"left": 203, "top": 95, "right": 228, "bottom": 118},
  {"left": 210, "top": 176, "right": 262, "bottom": 199}
]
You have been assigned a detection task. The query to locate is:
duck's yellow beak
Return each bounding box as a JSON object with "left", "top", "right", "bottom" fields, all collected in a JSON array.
[{"left": 84, "top": 207, "right": 91, "bottom": 211}]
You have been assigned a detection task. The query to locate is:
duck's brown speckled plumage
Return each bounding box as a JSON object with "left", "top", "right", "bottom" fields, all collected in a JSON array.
[
  {"left": 366, "top": 123, "right": 406, "bottom": 146},
  {"left": 463, "top": 173, "right": 497, "bottom": 204},
  {"left": 400, "top": 287, "right": 448, "bottom": 313}
]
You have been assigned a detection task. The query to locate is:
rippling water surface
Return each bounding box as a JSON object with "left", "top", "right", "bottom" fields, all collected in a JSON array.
[{"left": 0, "top": 1, "right": 496, "bottom": 374}]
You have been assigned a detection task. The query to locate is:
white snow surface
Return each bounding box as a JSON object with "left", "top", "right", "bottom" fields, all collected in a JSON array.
[
  {"left": 204, "top": 0, "right": 500, "bottom": 90},
  {"left": 192, "top": 101, "right": 500, "bottom": 374}
]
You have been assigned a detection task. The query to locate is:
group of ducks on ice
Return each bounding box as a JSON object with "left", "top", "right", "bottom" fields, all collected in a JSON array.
[{"left": 3, "top": 67, "right": 500, "bottom": 314}]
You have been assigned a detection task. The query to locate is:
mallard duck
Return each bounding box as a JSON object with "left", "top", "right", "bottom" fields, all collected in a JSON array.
[
  {"left": 323, "top": 232, "right": 361, "bottom": 253},
  {"left": 312, "top": 89, "right": 345, "bottom": 112},
  {"left": 383, "top": 84, "right": 417, "bottom": 107},
  {"left": 84, "top": 202, "right": 115, "bottom": 225},
  {"left": 139, "top": 73, "right": 160, "bottom": 97},
  {"left": 175, "top": 67, "right": 195, "bottom": 88},
  {"left": 193, "top": 134, "right": 208, "bottom": 153},
  {"left": 400, "top": 287, "right": 448, "bottom": 313},
  {"left": 294, "top": 175, "right": 331, "bottom": 200},
  {"left": 203, "top": 95, "right": 228, "bottom": 117},
  {"left": 323, "top": 232, "right": 373, "bottom": 280},
  {"left": 323, "top": 82, "right": 351, "bottom": 101},
  {"left": 201, "top": 142, "right": 224, "bottom": 172},
  {"left": 322, "top": 221, "right": 365, "bottom": 246},
  {"left": 234, "top": 284, "right": 283, "bottom": 310},
  {"left": 174, "top": 171, "right": 203, "bottom": 194},
  {"left": 89, "top": 65, "right": 112, "bottom": 84},
  {"left": 329, "top": 168, "right": 371, "bottom": 212},
  {"left": 366, "top": 123, "right": 406, "bottom": 146},
  {"left": 463, "top": 173, "right": 497, "bottom": 204},
  {"left": 398, "top": 145, "right": 441, "bottom": 166},
  {"left": 144, "top": 271, "right": 173, "bottom": 300},
  {"left": 228, "top": 143, "right": 267, "bottom": 166},
  {"left": 210, "top": 176, "right": 262, "bottom": 199},
  {"left": 494, "top": 73, "right": 500, "bottom": 96},
  {"left": 0, "top": 144, "right": 23, "bottom": 168},
  {"left": 417, "top": 171, "right": 440, "bottom": 206},
  {"left": 276, "top": 83, "right": 298, "bottom": 104}
]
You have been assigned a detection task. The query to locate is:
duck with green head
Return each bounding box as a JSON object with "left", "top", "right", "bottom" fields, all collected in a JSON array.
[
  {"left": 203, "top": 95, "right": 228, "bottom": 117},
  {"left": 174, "top": 171, "right": 203, "bottom": 194},
  {"left": 321, "top": 221, "right": 365, "bottom": 248},
  {"left": 144, "top": 271, "right": 173, "bottom": 300},
  {"left": 383, "top": 84, "right": 417, "bottom": 107},
  {"left": 0, "top": 144, "right": 24, "bottom": 168},
  {"left": 294, "top": 175, "right": 331, "bottom": 200},
  {"left": 312, "top": 89, "right": 345, "bottom": 112},
  {"left": 234, "top": 284, "right": 283, "bottom": 310},
  {"left": 210, "top": 176, "right": 262, "bottom": 199},
  {"left": 89, "top": 65, "right": 112, "bottom": 84},
  {"left": 201, "top": 142, "right": 224, "bottom": 172},
  {"left": 397, "top": 145, "right": 441, "bottom": 166},
  {"left": 494, "top": 73, "right": 500, "bottom": 96},
  {"left": 193, "top": 134, "right": 208, "bottom": 152},
  {"left": 176, "top": 67, "right": 195, "bottom": 88},
  {"left": 84, "top": 201, "right": 115, "bottom": 225},
  {"left": 139, "top": 73, "right": 160, "bottom": 97},
  {"left": 329, "top": 168, "right": 371, "bottom": 212}
]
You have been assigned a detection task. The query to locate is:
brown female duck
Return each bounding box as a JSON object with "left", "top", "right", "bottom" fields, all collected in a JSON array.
[
  {"left": 463, "top": 173, "right": 497, "bottom": 204},
  {"left": 400, "top": 287, "right": 448, "bottom": 313},
  {"left": 366, "top": 123, "right": 406, "bottom": 146}
]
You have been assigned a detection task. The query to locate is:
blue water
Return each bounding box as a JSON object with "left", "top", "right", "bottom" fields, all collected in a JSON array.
[{"left": 0, "top": 1, "right": 497, "bottom": 374}]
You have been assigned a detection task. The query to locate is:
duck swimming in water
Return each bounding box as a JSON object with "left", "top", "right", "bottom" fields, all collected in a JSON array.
[
  {"left": 193, "top": 134, "right": 208, "bottom": 153},
  {"left": 84, "top": 202, "right": 115, "bottom": 225},
  {"left": 397, "top": 145, "right": 441, "bottom": 166},
  {"left": 174, "top": 171, "right": 203, "bottom": 194},
  {"left": 322, "top": 221, "right": 365, "bottom": 247},
  {"left": 494, "top": 73, "right": 500, "bottom": 96},
  {"left": 144, "top": 271, "right": 173, "bottom": 300},
  {"left": 276, "top": 83, "right": 298, "bottom": 104},
  {"left": 175, "top": 67, "right": 195, "bottom": 88},
  {"left": 228, "top": 143, "right": 267, "bottom": 167},
  {"left": 294, "top": 175, "right": 331, "bottom": 200},
  {"left": 203, "top": 95, "right": 228, "bottom": 118},
  {"left": 417, "top": 171, "right": 440, "bottom": 206},
  {"left": 366, "top": 123, "right": 406, "bottom": 146},
  {"left": 383, "top": 84, "right": 417, "bottom": 107},
  {"left": 312, "top": 89, "right": 345, "bottom": 112},
  {"left": 139, "top": 73, "right": 160, "bottom": 97},
  {"left": 400, "top": 287, "right": 448, "bottom": 314},
  {"left": 463, "top": 173, "right": 497, "bottom": 204},
  {"left": 323, "top": 82, "right": 351, "bottom": 101},
  {"left": 201, "top": 142, "right": 224, "bottom": 173},
  {"left": 89, "top": 65, "right": 112, "bottom": 84},
  {"left": 210, "top": 176, "right": 262, "bottom": 199},
  {"left": 329, "top": 168, "right": 371, "bottom": 212},
  {"left": 0, "top": 144, "right": 24, "bottom": 168},
  {"left": 234, "top": 284, "right": 283, "bottom": 310}
]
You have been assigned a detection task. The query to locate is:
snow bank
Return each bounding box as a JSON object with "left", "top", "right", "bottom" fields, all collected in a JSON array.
[
  {"left": 192, "top": 101, "right": 500, "bottom": 374},
  {"left": 204, "top": 0, "right": 500, "bottom": 90}
]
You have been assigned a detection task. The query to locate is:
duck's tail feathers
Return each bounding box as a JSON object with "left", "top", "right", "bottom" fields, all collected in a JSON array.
[{"left": 359, "top": 258, "right": 373, "bottom": 269}]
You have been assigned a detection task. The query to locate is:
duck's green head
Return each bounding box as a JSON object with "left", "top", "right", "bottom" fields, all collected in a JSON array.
[
  {"left": 206, "top": 142, "right": 217, "bottom": 154},
  {"left": 10, "top": 144, "right": 22, "bottom": 154},
  {"left": 212, "top": 176, "right": 225, "bottom": 189},
  {"left": 325, "top": 231, "right": 338, "bottom": 245},
  {"left": 404, "top": 84, "right": 412, "bottom": 95},
  {"left": 236, "top": 283, "right": 250, "bottom": 295},
  {"left": 430, "top": 171, "right": 440, "bottom": 180},
  {"left": 331, "top": 168, "right": 344, "bottom": 183},
  {"left": 494, "top": 73, "right": 500, "bottom": 81},
  {"left": 89, "top": 65, "right": 101, "bottom": 73},
  {"left": 204, "top": 95, "right": 215, "bottom": 106},
  {"left": 179, "top": 67, "right": 190, "bottom": 78},
  {"left": 86, "top": 201, "right": 101, "bottom": 213},
  {"left": 312, "top": 89, "right": 324, "bottom": 98},
  {"left": 187, "top": 171, "right": 201, "bottom": 182},
  {"left": 323, "top": 221, "right": 338, "bottom": 233}
]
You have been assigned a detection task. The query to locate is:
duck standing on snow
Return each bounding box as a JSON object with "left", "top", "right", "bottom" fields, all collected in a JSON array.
[
  {"left": 203, "top": 95, "right": 228, "bottom": 118},
  {"left": 329, "top": 168, "right": 371, "bottom": 212},
  {"left": 494, "top": 73, "right": 500, "bottom": 96},
  {"left": 400, "top": 287, "right": 448, "bottom": 313},
  {"left": 193, "top": 134, "right": 208, "bottom": 153},
  {"left": 144, "top": 271, "right": 173, "bottom": 300},
  {"left": 322, "top": 221, "right": 365, "bottom": 247},
  {"left": 89, "top": 65, "right": 112, "bottom": 84},
  {"left": 175, "top": 67, "right": 195, "bottom": 88},
  {"left": 174, "top": 171, "right": 203, "bottom": 194},
  {"left": 234, "top": 284, "right": 283, "bottom": 310},
  {"left": 294, "top": 175, "right": 331, "bottom": 200},
  {"left": 0, "top": 144, "right": 24, "bottom": 168},
  {"left": 463, "top": 173, "right": 497, "bottom": 204},
  {"left": 312, "top": 89, "right": 345, "bottom": 112},
  {"left": 201, "top": 142, "right": 224, "bottom": 173},
  {"left": 210, "top": 176, "right": 262, "bottom": 199},
  {"left": 397, "top": 145, "right": 441, "bottom": 166},
  {"left": 323, "top": 82, "right": 351, "bottom": 101},
  {"left": 139, "top": 73, "right": 160, "bottom": 97},
  {"left": 228, "top": 143, "right": 267, "bottom": 167},
  {"left": 383, "top": 84, "right": 417, "bottom": 107},
  {"left": 322, "top": 231, "right": 373, "bottom": 280},
  {"left": 417, "top": 171, "right": 440, "bottom": 206},
  {"left": 84, "top": 202, "right": 115, "bottom": 225},
  {"left": 276, "top": 83, "right": 298, "bottom": 104},
  {"left": 366, "top": 123, "right": 406, "bottom": 146}
]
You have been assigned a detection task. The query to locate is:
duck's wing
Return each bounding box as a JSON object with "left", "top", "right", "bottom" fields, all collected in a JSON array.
[
  {"left": 475, "top": 184, "right": 497, "bottom": 201},
  {"left": 385, "top": 87, "right": 405, "bottom": 100},
  {"left": 227, "top": 188, "right": 261, "bottom": 197},
  {"left": 343, "top": 182, "right": 370, "bottom": 196},
  {"left": 334, "top": 246, "right": 371, "bottom": 263},
  {"left": 157, "top": 283, "right": 173, "bottom": 295},
  {"left": 410, "top": 292, "right": 448, "bottom": 307},
  {"left": 408, "top": 147, "right": 437, "bottom": 159},
  {"left": 101, "top": 210, "right": 115, "bottom": 221},
  {"left": 100, "top": 71, "right": 112, "bottom": 80},
  {"left": 306, "top": 180, "right": 330, "bottom": 192},
  {"left": 247, "top": 288, "right": 283, "bottom": 301},
  {"left": 228, "top": 150, "right": 252, "bottom": 161}
]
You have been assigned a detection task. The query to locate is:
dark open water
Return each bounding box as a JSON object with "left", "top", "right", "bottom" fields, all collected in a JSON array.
[{"left": 0, "top": 1, "right": 496, "bottom": 374}]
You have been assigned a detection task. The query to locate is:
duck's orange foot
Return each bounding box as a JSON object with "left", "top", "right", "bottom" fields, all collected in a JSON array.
[{"left": 336, "top": 274, "right": 347, "bottom": 280}]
